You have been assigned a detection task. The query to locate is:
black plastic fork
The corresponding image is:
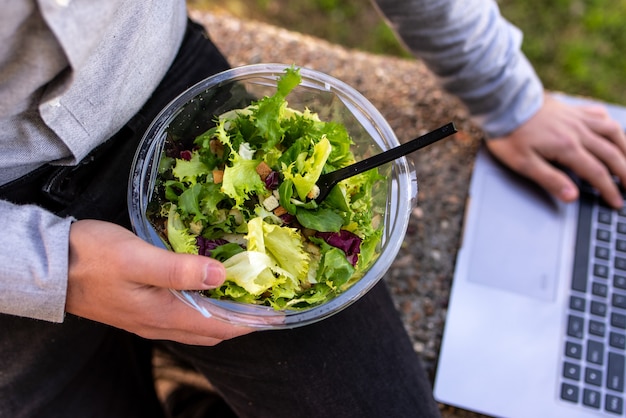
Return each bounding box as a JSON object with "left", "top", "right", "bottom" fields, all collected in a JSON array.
[{"left": 314, "top": 122, "right": 457, "bottom": 203}]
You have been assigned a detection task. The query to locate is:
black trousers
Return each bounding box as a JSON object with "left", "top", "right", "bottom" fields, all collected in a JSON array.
[{"left": 0, "top": 20, "right": 440, "bottom": 418}]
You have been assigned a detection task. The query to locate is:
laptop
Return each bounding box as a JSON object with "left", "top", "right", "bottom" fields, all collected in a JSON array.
[{"left": 433, "top": 94, "right": 626, "bottom": 417}]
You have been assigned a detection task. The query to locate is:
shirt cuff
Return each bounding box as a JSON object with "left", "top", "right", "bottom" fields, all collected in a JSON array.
[{"left": 0, "top": 202, "right": 73, "bottom": 322}]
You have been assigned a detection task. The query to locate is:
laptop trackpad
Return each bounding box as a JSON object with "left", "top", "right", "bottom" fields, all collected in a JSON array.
[{"left": 464, "top": 164, "right": 568, "bottom": 302}]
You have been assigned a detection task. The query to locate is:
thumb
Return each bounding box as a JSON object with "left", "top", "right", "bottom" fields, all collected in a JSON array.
[{"left": 135, "top": 245, "right": 227, "bottom": 291}]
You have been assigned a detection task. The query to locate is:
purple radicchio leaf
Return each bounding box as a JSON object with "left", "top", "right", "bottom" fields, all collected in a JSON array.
[
  {"left": 196, "top": 237, "right": 230, "bottom": 257},
  {"left": 264, "top": 171, "right": 280, "bottom": 190},
  {"left": 279, "top": 213, "right": 296, "bottom": 225},
  {"left": 315, "top": 230, "right": 362, "bottom": 266},
  {"left": 179, "top": 150, "right": 193, "bottom": 161}
]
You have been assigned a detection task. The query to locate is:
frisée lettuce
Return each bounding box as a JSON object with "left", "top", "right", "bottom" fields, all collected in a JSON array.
[{"left": 148, "top": 67, "right": 385, "bottom": 310}]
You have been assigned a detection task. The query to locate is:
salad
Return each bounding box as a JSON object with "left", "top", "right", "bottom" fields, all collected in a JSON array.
[{"left": 148, "top": 67, "right": 385, "bottom": 310}]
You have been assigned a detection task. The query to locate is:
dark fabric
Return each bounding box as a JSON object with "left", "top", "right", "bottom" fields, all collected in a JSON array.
[
  {"left": 0, "top": 20, "right": 229, "bottom": 418},
  {"left": 164, "top": 384, "right": 239, "bottom": 418},
  {"left": 0, "top": 19, "right": 440, "bottom": 418},
  {"left": 0, "top": 314, "right": 163, "bottom": 418},
  {"left": 162, "top": 282, "right": 441, "bottom": 418}
]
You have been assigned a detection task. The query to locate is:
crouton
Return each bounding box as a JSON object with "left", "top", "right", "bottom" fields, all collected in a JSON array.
[
  {"left": 306, "top": 184, "right": 320, "bottom": 200},
  {"left": 255, "top": 161, "right": 273, "bottom": 181},
  {"left": 273, "top": 206, "right": 288, "bottom": 217},
  {"left": 262, "top": 195, "right": 280, "bottom": 211},
  {"left": 212, "top": 169, "right": 224, "bottom": 184},
  {"left": 209, "top": 139, "right": 224, "bottom": 158}
]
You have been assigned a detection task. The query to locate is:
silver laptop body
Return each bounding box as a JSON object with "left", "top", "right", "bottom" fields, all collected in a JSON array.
[{"left": 434, "top": 96, "right": 626, "bottom": 418}]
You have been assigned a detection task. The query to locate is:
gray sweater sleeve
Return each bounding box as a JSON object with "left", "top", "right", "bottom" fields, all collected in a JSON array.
[
  {"left": 0, "top": 201, "right": 73, "bottom": 322},
  {"left": 373, "top": 0, "right": 544, "bottom": 137}
]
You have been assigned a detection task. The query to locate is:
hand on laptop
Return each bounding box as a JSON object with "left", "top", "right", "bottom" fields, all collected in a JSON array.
[{"left": 486, "top": 94, "right": 626, "bottom": 209}]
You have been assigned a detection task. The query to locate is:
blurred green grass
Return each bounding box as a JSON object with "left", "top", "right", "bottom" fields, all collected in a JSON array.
[{"left": 189, "top": 0, "right": 625, "bottom": 106}]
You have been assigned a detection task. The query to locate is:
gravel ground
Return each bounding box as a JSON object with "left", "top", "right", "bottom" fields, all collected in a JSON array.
[{"left": 184, "top": 9, "right": 489, "bottom": 417}]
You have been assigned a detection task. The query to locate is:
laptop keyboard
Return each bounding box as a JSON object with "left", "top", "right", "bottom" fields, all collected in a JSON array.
[{"left": 561, "top": 190, "right": 626, "bottom": 415}]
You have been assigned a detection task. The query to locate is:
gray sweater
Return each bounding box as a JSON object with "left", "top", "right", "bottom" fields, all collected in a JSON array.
[{"left": 0, "top": 0, "right": 542, "bottom": 322}]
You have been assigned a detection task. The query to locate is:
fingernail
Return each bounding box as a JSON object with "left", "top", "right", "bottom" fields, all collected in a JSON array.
[
  {"left": 202, "top": 263, "right": 226, "bottom": 289},
  {"left": 560, "top": 185, "right": 578, "bottom": 201}
]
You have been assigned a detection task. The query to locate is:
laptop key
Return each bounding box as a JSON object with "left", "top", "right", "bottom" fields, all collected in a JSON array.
[
  {"left": 595, "top": 246, "right": 610, "bottom": 260},
  {"left": 567, "top": 315, "right": 585, "bottom": 338},
  {"left": 591, "top": 301, "right": 608, "bottom": 317},
  {"left": 598, "top": 229, "right": 612, "bottom": 242},
  {"left": 615, "top": 256, "right": 626, "bottom": 271},
  {"left": 607, "top": 352, "right": 625, "bottom": 392},
  {"left": 600, "top": 212, "right": 613, "bottom": 225},
  {"left": 594, "top": 264, "right": 609, "bottom": 279},
  {"left": 585, "top": 367, "right": 603, "bottom": 386},
  {"left": 561, "top": 383, "right": 579, "bottom": 403},
  {"left": 610, "top": 332, "right": 626, "bottom": 349},
  {"left": 589, "top": 320, "right": 606, "bottom": 337},
  {"left": 570, "top": 295, "right": 586, "bottom": 312},
  {"left": 565, "top": 341, "right": 583, "bottom": 359},
  {"left": 563, "top": 362, "right": 581, "bottom": 380},
  {"left": 583, "top": 388, "right": 601, "bottom": 409},
  {"left": 616, "top": 275, "right": 626, "bottom": 290},
  {"left": 598, "top": 210, "right": 613, "bottom": 224},
  {"left": 618, "top": 222, "right": 626, "bottom": 235},
  {"left": 612, "top": 293, "right": 626, "bottom": 309},
  {"left": 592, "top": 282, "right": 609, "bottom": 297},
  {"left": 611, "top": 312, "right": 626, "bottom": 329},
  {"left": 617, "top": 239, "right": 626, "bottom": 252},
  {"left": 606, "top": 394, "right": 624, "bottom": 415},
  {"left": 586, "top": 340, "right": 604, "bottom": 365}
]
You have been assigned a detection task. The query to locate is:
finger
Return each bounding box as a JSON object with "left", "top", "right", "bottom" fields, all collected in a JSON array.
[
  {"left": 125, "top": 241, "right": 227, "bottom": 291},
  {"left": 487, "top": 141, "right": 579, "bottom": 203},
  {"left": 580, "top": 106, "right": 626, "bottom": 155},
  {"left": 554, "top": 144, "right": 624, "bottom": 209},
  {"left": 138, "top": 325, "right": 249, "bottom": 346},
  {"left": 140, "top": 329, "right": 229, "bottom": 346},
  {"left": 580, "top": 130, "right": 626, "bottom": 187},
  {"left": 158, "top": 321, "right": 253, "bottom": 345},
  {"left": 137, "top": 295, "right": 253, "bottom": 344},
  {"left": 518, "top": 157, "right": 580, "bottom": 203}
]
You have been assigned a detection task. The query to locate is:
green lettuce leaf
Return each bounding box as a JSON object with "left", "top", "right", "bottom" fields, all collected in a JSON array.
[
  {"left": 282, "top": 136, "right": 331, "bottom": 200},
  {"left": 210, "top": 242, "right": 245, "bottom": 262},
  {"left": 221, "top": 156, "right": 266, "bottom": 207},
  {"left": 222, "top": 251, "right": 279, "bottom": 295},
  {"left": 177, "top": 183, "right": 206, "bottom": 222},
  {"left": 316, "top": 245, "right": 355, "bottom": 289},
  {"left": 171, "top": 151, "right": 210, "bottom": 185},
  {"left": 166, "top": 204, "right": 198, "bottom": 255},
  {"left": 246, "top": 217, "right": 309, "bottom": 282},
  {"left": 295, "top": 207, "right": 343, "bottom": 232}
]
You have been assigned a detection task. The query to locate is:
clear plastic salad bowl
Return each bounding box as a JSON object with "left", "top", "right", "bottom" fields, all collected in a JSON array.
[{"left": 128, "top": 64, "right": 417, "bottom": 329}]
